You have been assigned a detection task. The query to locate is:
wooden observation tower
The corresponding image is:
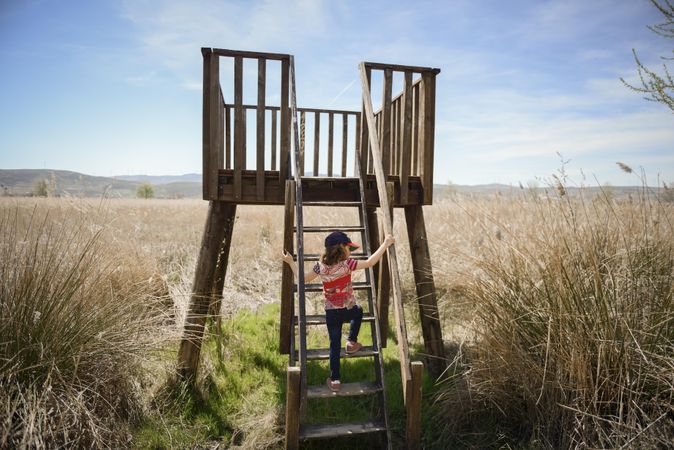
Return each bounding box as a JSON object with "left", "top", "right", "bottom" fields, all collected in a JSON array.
[{"left": 178, "top": 48, "right": 445, "bottom": 449}]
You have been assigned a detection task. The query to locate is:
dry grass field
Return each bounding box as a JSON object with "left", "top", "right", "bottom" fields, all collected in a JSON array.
[{"left": 1, "top": 185, "right": 673, "bottom": 448}]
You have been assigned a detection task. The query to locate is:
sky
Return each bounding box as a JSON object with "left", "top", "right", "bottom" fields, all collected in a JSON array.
[{"left": 0, "top": 0, "right": 672, "bottom": 186}]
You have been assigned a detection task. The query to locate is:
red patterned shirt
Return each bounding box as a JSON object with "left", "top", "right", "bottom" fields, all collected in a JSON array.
[{"left": 313, "top": 258, "right": 358, "bottom": 310}]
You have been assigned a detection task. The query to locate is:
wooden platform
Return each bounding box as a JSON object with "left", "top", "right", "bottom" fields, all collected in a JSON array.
[{"left": 216, "top": 170, "right": 425, "bottom": 206}]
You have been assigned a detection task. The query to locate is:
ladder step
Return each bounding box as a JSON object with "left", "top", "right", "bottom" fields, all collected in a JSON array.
[
  {"left": 297, "top": 282, "right": 371, "bottom": 292},
  {"left": 302, "top": 201, "right": 362, "bottom": 207},
  {"left": 295, "top": 313, "right": 375, "bottom": 326},
  {"left": 307, "top": 381, "right": 382, "bottom": 399},
  {"left": 300, "top": 346, "right": 378, "bottom": 360},
  {"left": 295, "top": 226, "right": 365, "bottom": 233},
  {"left": 295, "top": 253, "right": 368, "bottom": 261},
  {"left": 300, "top": 420, "right": 386, "bottom": 440}
]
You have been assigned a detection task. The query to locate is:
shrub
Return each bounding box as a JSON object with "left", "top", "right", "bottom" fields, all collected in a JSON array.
[
  {"left": 0, "top": 202, "right": 166, "bottom": 447},
  {"left": 137, "top": 182, "right": 155, "bottom": 199}
]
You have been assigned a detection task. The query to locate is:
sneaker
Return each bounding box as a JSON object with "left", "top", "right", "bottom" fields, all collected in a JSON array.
[
  {"left": 345, "top": 341, "right": 363, "bottom": 354},
  {"left": 327, "top": 378, "right": 341, "bottom": 392}
]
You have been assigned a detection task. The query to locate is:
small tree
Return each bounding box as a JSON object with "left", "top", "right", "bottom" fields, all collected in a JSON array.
[
  {"left": 34, "top": 179, "right": 48, "bottom": 197},
  {"left": 136, "top": 183, "right": 154, "bottom": 199},
  {"left": 621, "top": 0, "right": 674, "bottom": 112}
]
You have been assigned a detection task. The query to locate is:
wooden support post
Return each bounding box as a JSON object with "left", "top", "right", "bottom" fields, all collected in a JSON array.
[
  {"left": 381, "top": 69, "right": 393, "bottom": 177},
  {"left": 313, "top": 112, "right": 320, "bottom": 176},
  {"left": 202, "top": 49, "right": 220, "bottom": 200},
  {"left": 271, "top": 109, "right": 277, "bottom": 171},
  {"left": 404, "top": 204, "right": 445, "bottom": 377},
  {"left": 327, "top": 113, "right": 334, "bottom": 177},
  {"left": 358, "top": 68, "right": 371, "bottom": 179},
  {"left": 279, "top": 58, "right": 290, "bottom": 182},
  {"left": 355, "top": 112, "right": 361, "bottom": 177},
  {"left": 418, "top": 72, "right": 436, "bottom": 204},
  {"left": 256, "top": 58, "right": 266, "bottom": 201},
  {"left": 280, "top": 180, "right": 296, "bottom": 354},
  {"left": 400, "top": 71, "right": 413, "bottom": 204},
  {"left": 234, "top": 56, "right": 244, "bottom": 200},
  {"left": 341, "top": 112, "right": 348, "bottom": 177},
  {"left": 412, "top": 83, "right": 419, "bottom": 176},
  {"left": 299, "top": 112, "right": 305, "bottom": 176},
  {"left": 406, "top": 361, "right": 424, "bottom": 450},
  {"left": 376, "top": 182, "right": 394, "bottom": 346},
  {"left": 285, "top": 366, "right": 300, "bottom": 450},
  {"left": 178, "top": 201, "right": 236, "bottom": 379},
  {"left": 208, "top": 204, "right": 237, "bottom": 318},
  {"left": 225, "top": 106, "right": 232, "bottom": 170}
]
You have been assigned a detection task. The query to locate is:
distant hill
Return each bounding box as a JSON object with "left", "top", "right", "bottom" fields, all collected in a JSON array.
[
  {"left": 113, "top": 173, "right": 202, "bottom": 185},
  {"left": 0, "top": 169, "right": 202, "bottom": 198}
]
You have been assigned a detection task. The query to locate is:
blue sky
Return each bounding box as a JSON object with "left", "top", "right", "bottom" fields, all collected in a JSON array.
[{"left": 1, "top": 0, "right": 672, "bottom": 186}]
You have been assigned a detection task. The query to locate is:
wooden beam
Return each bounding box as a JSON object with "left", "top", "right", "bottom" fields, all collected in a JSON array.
[
  {"left": 363, "top": 61, "right": 441, "bottom": 74},
  {"left": 327, "top": 113, "right": 334, "bottom": 177},
  {"left": 405, "top": 204, "right": 446, "bottom": 377},
  {"left": 377, "top": 182, "right": 394, "bottom": 347},
  {"left": 178, "top": 201, "right": 235, "bottom": 379},
  {"left": 271, "top": 109, "right": 277, "bottom": 171},
  {"left": 341, "top": 112, "right": 348, "bottom": 177},
  {"left": 257, "top": 58, "right": 266, "bottom": 201},
  {"left": 359, "top": 62, "right": 413, "bottom": 391},
  {"left": 381, "top": 69, "right": 392, "bottom": 177},
  {"left": 418, "top": 72, "right": 436, "bottom": 204},
  {"left": 313, "top": 112, "right": 320, "bottom": 176},
  {"left": 280, "top": 180, "right": 296, "bottom": 354},
  {"left": 208, "top": 203, "right": 237, "bottom": 318},
  {"left": 212, "top": 47, "right": 290, "bottom": 61},
  {"left": 285, "top": 366, "right": 300, "bottom": 450},
  {"left": 202, "top": 50, "right": 221, "bottom": 200},
  {"left": 400, "top": 71, "right": 413, "bottom": 204},
  {"left": 279, "top": 59, "right": 290, "bottom": 182},
  {"left": 405, "top": 361, "right": 424, "bottom": 450},
  {"left": 234, "top": 56, "right": 244, "bottom": 200}
]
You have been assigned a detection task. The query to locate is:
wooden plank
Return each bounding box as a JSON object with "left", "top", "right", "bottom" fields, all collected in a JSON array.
[
  {"left": 285, "top": 366, "right": 300, "bottom": 450},
  {"left": 341, "top": 112, "right": 348, "bottom": 177},
  {"left": 359, "top": 62, "right": 413, "bottom": 392},
  {"left": 234, "top": 56, "right": 244, "bottom": 200},
  {"left": 377, "top": 182, "right": 394, "bottom": 347},
  {"left": 381, "top": 69, "right": 392, "bottom": 177},
  {"left": 212, "top": 47, "right": 290, "bottom": 61},
  {"left": 365, "top": 207, "right": 382, "bottom": 345},
  {"left": 297, "top": 225, "right": 364, "bottom": 233},
  {"left": 327, "top": 113, "right": 334, "bottom": 176},
  {"left": 313, "top": 112, "right": 320, "bottom": 176},
  {"left": 419, "top": 72, "right": 436, "bottom": 204},
  {"left": 412, "top": 83, "right": 419, "bottom": 175},
  {"left": 405, "top": 361, "right": 424, "bottom": 450},
  {"left": 280, "top": 180, "right": 296, "bottom": 354},
  {"left": 218, "top": 89, "right": 224, "bottom": 181},
  {"left": 405, "top": 204, "right": 445, "bottom": 377},
  {"left": 202, "top": 49, "right": 211, "bottom": 199},
  {"left": 301, "top": 346, "right": 378, "bottom": 360},
  {"left": 205, "top": 50, "right": 221, "bottom": 200},
  {"left": 302, "top": 281, "right": 371, "bottom": 292},
  {"left": 257, "top": 58, "right": 266, "bottom": 201},
  {"left": 297, "top": 106, "right": 360, "bottom": 114},
  {"left": 393, "top": 99, "right": 399, "bottom": 175},
  {"left": 358, "top": 67, "right": 371, "bottom": 178},
  {"left": 279, "top": 59, "right": 290, "bottom": 182},
  {"left": 299, "top": 111, "right": 305, "bottom": 176},
  {"left": 354, "top": 112, "right": 361, "bottom": 177},
  {"left": 363, "top": 61, "right": 441, "bottom": 74},
  {"left": 178, "top": 201, "right": 233, "bottom": 379},
  {"left": 294, "top": 313, "right": 374, "bottom": 326},
  {"left": 225, "top": 106, "right": 232, "bottom": 169},
  {"left": 307, "top": 381, "right": 382, "bottom": 398},
  {"left": 400, "top": 71, "right": 413, "bottom": 204},
  {"left": 300, "top": 420, "right": 386, "bottom": 440},
  {"left": 271, "top": 109, "right": 277, "bottom": 171}
]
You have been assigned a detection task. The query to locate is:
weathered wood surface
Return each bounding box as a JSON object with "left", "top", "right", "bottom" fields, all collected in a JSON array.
[
  {"left": 400, "top": 71, "right": 413, "bottom": 204},
  {"left": 279, "top": 59, "right": 290, "bottom": 182},
  {"left": 381, "top": 69, "right": 392, "bottom": 177},
  {"left": 327, "top": 113, "right": 334, "bottom": 176},
  {"left": 419, "top": 72, "right": 436, "bottom": 204},
  {"left": 280, "top": 180, "right": 295, "bottom": 354},
  {"left": 208, "top": 204, "right": 237, "bottom": 318},
  {"left": 406, "top": 361, "right": 424, "bottom": 450},
  {"left": 300, "top": 421, "right": 386, "bottom": 440},
  {"left": 234, "top": 56, "right": 244, "bottom": 200},
  {"left": 271, "top": 109, "right": 277, "bottom": 171},
  {"left": 306, "top": 381, "right": 382, "bottom": 398},
  {"left": 341, "top": 112, "right": 348, "bottom": 177},
  {"left": 313, "top": 112, "right": 320, "bottom": 176},
  {"left": 376, "top": 182, "right": 395, "bottom": 347},
  {"left": 178, "top": 201, "right": 236, "bottom": 379},
  {"left": 285, "top": 366, "right": 300, "bottom": 450},
  {"left": 363, "top": 61, "right": 440, "bottom": 74},
  {"left": 212, "top": 47, "right": 290, "bottom": 61},
  {"left": 405, "top": 204, "right": 446, "bottom": 377}
]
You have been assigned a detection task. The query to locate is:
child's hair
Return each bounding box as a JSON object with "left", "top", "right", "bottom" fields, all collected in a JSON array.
[{"left": 321, "top": 244, "right": 348, "bottom": 266}]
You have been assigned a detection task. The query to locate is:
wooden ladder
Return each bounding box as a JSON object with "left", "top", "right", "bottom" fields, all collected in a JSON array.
[{"left": 286, "top": 176, "right": 392, "bottom": 447}]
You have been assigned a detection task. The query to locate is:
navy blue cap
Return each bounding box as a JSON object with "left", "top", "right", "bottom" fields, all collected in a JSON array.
[{"left": 325, "top": 231, "right": 360, "bottom": 250}]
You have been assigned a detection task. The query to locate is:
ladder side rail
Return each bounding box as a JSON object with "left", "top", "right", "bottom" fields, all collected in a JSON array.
[
  {"left": 358, "top": 62, "right": 414, "bottom": 393},
  {"left": 288, "top": 56, "right": 309, "bottom": 411}
]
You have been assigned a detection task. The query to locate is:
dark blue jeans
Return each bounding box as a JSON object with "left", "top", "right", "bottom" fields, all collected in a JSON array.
[{"left": 325, "top": 304, "right": 363, "bottom": 381}]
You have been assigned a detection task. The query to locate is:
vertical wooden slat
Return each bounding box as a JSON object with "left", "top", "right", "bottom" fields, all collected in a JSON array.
[
  {"left": 271, "top": 109, "right": 277, "bottom": 171},
  {"left": 280, "top": 59, "right": 290, "bottom": 181},
  {"left": 412, "top": 83, "right": 420, "bottom": 175},
  {"left": 377, "top": 182, "right": 394, "bottom": 346},
  {"left": 218, "top": 90, "right": 224, "bottom": 183},
  {"left": 327, "top": 113, "right": 334, "bottom": 177},
  {"left": 394, "top": 99, "right": 400, "bottom": 175},
  {"left": 280, "top": 180, "right": 296, "bottom": 354},
  {"left": 299, "top": 111, "right": 306, "bottom": 176},
  {"left": 358, "top": 67, "right": 371, "bottom": 178},
  {"left": 202, "top": 49, "right": 211, "bottom": 199},
  {"left": 419, "top": 72, "right": 436, "bottom": 204},
  {"left": 285, "top": 366, "right": 300, "bottom": 450},
  {"left": 234, "top": 56, "right": 244, "bottom": 200},
  {"left": 400, "top": 71, "right": 413, "bottom": 204},
  {"left": 354, "top": 112, "right": 361, "bottom": 177},
  {"left": 370, "top": 114, "right": 378, "bottom": 174},
  {"left": 204, "top": 50, "right": 220, "bottom": 200},
  {"left": 406, "top": 361, "right": 424, "bottom": 450},
  {"left": 257, "top": 58, "right": 266, "bottom": 200},
  {"left": 313, "top": 112, "right": 320, "bottom": 176},
  {"left": 381, "top": 69, "right": 393, "bottom": 177},
  {"left": 341, "top": 112, "right": 348, "bottom": 177},
  {"left": 225, "top": 106, "right": 232, "bottom": 169}
]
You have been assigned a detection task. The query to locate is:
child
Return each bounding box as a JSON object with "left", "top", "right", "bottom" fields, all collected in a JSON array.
[{"left": 282, "top": 230, "right": 395, "bottom": 392}]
